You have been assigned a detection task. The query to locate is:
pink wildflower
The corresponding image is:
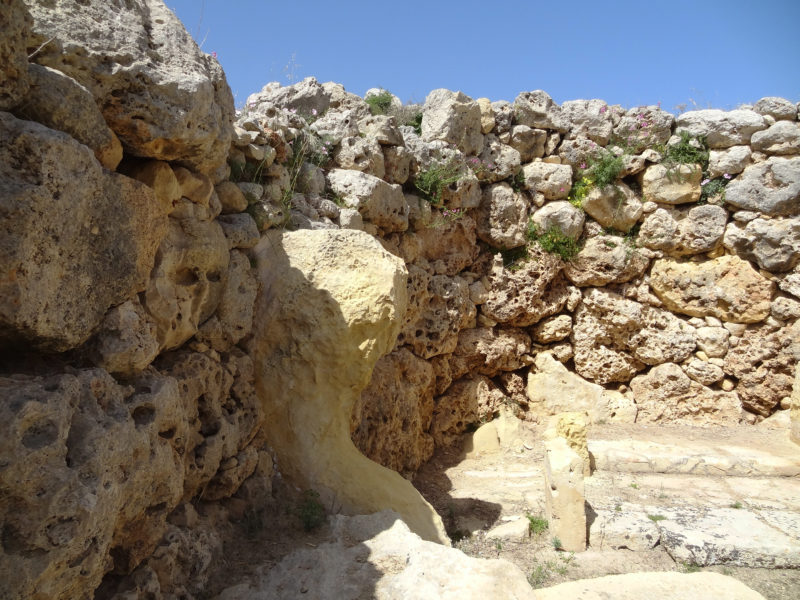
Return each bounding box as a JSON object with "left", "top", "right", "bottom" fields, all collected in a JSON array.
[
  {"left": 723, "top": 173, "right": 732, "bottom": 179},
  {"left": 211, "top": 51, "right": 217, "bottom": 58},
  {"left": 599, "top": 106, "right": 607, "bottom": 114},
  {"left": 701, "top": 178, "right": 710, "bottom": 185},
  {"left": 579, "top": 162, "right": 587, "bottom": 169},
  {"left": 311, "top": 109, "right": 318, "bottom": 116}
]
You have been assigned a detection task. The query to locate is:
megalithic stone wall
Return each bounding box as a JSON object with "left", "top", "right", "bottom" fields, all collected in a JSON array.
[{"left": 1, "top": 0, "right": 798, "bottom": 597}]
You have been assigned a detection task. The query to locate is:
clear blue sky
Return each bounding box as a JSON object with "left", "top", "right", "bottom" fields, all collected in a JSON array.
[{"left": 165, "top": 0, "right": 800, "bottom": 113}]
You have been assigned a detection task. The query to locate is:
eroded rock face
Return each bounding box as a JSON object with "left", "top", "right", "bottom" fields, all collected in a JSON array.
[
  {"left": 475, "top": 183, "right": 529, "bottom": 249},
  {"left": 639, "top": 204, "right": 728, "bottom": 256},
  {"left": 650, "top": 256, "right": 774, "bottom": 323},
  {"left": 431, "top": 375, "right": 506, "bottom": 446},
  {"left": 572, "top": 288, "right": 696, "bottom": 384},
  {"left": 513, "top": 90, "right": 568, "bottom": 133},
  {"left": 563, "top": 235, "right": 650, "bottom": 287},
  {"left": 630, "top": 363, "right": 742, "bottom": 424},
  {"left": 724, "top": 157, "right": 800, "bottom": 216},
  {"left": 640, "top": 163, "right": 702, "bottom": 205},
  {"left": 724, "top": 321, "right": 800, "bottom": 416},
  {"left": 25, "top": 0, "right": 234, "bottom": 173},
  {"left": 675, "top": 109, "right": 768, "bottom": 149},
  {"left": 723, "top": 216, "right": 800, "bottom": 272},
  {"left": 352, "top": 348, "right": 435, "bottom": 475},
  {"left": 142, "top": 216, "right": 229, "bottom": 352},
  {"left": 581, "top": 182, "right": 642, "bottom": 232},
  {"left": 251, "top": 229, "right": 447, "bottom": 544},
  {"left": 0, "top": 350, "right": 262, "bottom": 600},
  {"left": 482, "top": 248, "right": 567, "bottom": 327},
  {"left": 0, "top": 0, "right": 31, "bottom": 110},
  {"left": 0, "top": 113, "right": 167, "bottom": 351}
]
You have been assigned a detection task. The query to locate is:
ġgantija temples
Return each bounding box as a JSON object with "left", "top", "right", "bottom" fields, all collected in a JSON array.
[{"left": 1, "top": 1, "right": 799, "bottom": 598}]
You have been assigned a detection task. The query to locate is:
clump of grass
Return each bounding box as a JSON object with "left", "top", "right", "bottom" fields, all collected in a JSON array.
[
  {"left": 527, "top": 514, "right": 549, "bottom": 536},
  {"left": 700, "top": 176, "right": 731, "bottom": 204},
  {"left": 730, "top": 501, "right": 743, "bottom": 509},
  {"left": 589, "top": 151, "right": 625, "bottom": 188},
  {"left": 296, "top": 489, "right": 326, "bottom": 532},
  {"left": 647, "top": 514, "right": 667, "bottom": 522},
  {"left": 629, "top": 483, "right": 639, "bottom": 490},
  {"left": 413, "top": 159, "right": 461, "bottom": 207},
  {"left": 527, "top": 222, "right": 580, "bottom": 261},
  {"left": 365, "top": 88, "right": 394, "bottom": 115},
  {"left": 682, "top": 561, "right": 702, "bottom": 573},
  {"left": 663, "top": 131, "right": 709, "bottom": 169},
  {"left": 551, "top": 536, "right": 563, "bottom": 550}
]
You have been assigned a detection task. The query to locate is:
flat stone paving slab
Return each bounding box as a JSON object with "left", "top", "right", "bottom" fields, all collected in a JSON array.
[{"left": 588, "top": 424, "right": 800, "bottom": 477}]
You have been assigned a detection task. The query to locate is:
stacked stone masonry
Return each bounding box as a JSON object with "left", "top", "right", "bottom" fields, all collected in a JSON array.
[{"left": 1, "top": 0, "right": 799, "bottom": 598}]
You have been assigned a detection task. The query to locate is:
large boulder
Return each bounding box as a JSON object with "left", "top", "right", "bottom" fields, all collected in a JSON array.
[
  {"left": 513, "top": 90, "right": 568, "bottom": 132},
  {"left": 250, "top": 229, "right": 447, "bottom": 544},
  {"left": 581, "top": 182, "right": 642, "bottom": 232},
  {"left": 421, "top": 89, "right": 483, "bottom": 156},
  {"left": 563, "top": 235, "right": 650, "bottom": 287},
  {"left": 521, "top": 161, "right": 572, "bottom": 200},
  {"left": 675, "top": 109, "right": 768, "bottom": 148},
  {"left": 0, "top": 112, "right": 166, "bottom": 351},
  {"left": 24, "top": 0, "right": 234, "bottom": 173},
  {"left": 327, "top": 169, "right": 408, "bottom": 233},
  {"left": 561, "top": 99, "right": 614, "bottom": 145},
  {"left": 639, "top": 204, "right": 728, "bottom": 256},
  {"left": 640, "top": 163, "right": 702, "bottom": 205},
  {"left": 532, "top": 200, "right": 585, "bottom": 240},
  {"left": 750, "top": 120, "right": 800, "bottom": 155},
  {"left": 723, "top": 216, "right": 800, "bottom": 272},
  {"left": 475, "top": 182, "right": 529, "bottom": 249},
  {"left": 649, "top": 256, "right": 774, "bottom": 323},
  {"left": 16, "top": 63, "right": 122, "bottom": 170},
  {"left": 723, "top": 157, "right": 800, "bottom": 216},
  {"left": 0, "top": 0, "right": 32, "bottom": 110}
]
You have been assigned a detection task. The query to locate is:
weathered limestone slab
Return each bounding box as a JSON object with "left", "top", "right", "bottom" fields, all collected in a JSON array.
[
  {"left": 544, "top": 436, "right": 586, "bottom": 552},
  {"left": 588, "top": 508, "right": 661, "bottom": 551},
  {"left": 536, "top": 572, "right": 766, "bottom": 600},
  {"left": 657, "top": 507, "right": 800, "bottom": 568},
  {"left": 218, "top": 512, "right": 536, "bottom": 600},
  {"left": 251, "top": 229, "right": 447, "bottom": 544}
]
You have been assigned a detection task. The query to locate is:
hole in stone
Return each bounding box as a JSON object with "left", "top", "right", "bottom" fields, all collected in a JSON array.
[
  {"left": 21, "top": 420, "right": 58, "bottom": 450},
  {"left": 131, "top": 405, "right": 156, "bottom": 427}
]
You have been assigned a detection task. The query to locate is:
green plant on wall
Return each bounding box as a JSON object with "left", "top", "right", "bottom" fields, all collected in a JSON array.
[
  {"left": 366, "top": 88, "right": 394, "bottom": 115},
  {"left": 413, "top": 158, "right": 462, "bottom": 207},
  {"left": 527, "top": 222, "right": 580, "bottom": 261}
]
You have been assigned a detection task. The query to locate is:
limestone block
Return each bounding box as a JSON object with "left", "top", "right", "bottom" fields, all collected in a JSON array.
[
  {"left": 649, "top": 255, "right": 774, "bottom": 323},
  {"left": 249, "top": 76, "right": 331, "bottom": 117},
  {"left": 572, "top": 288, "right": 696, "bottom": 384},
  {"left": 327, "top": 168, "right": 408, "bottom": 233},
  {"left": 215, "top": 181, "right": 249, "bottom": 214},
  {"left": 510, "top": 125, "right": 546, "bottom": 162},
  {"left": 475, "top": 182, "right": 529, "bottom": 249},
  {"left": 723, "top": 216, "right": 800, "bottom": 272},
  {"left": 612, "top": 105, "right": 674, "bottom": 152},
  {"left": 581, "top": 182, "right": 642, "bottom": 232},
  {"left": 561, "top": 99, "right": 614, "bottom": 145},
  {"left": 640, "top": 163, "right": 702, "bottom": 204},
  {"left": 414, "top": 215, "right": 479, "bottom": 275},
  {"left": 121, "top": 159, "right": 181, "bottom": 215},
  {"left": 195, "top": 250, "right": 257, "bottom": 352},
  {"left": 521, "top": 161, "right": 572, "bottom": 200},
  {"left": 334, "top": 135, "right": 385, "bottom": 178},
  {"left": 630, "top": 363, "right": 742, "bottom": 425},
  {"left": 450, "top": 326, "right": 532, "bottom": 378},
  {"left": 531, "top": 200, "right": 585, "bottom": 240},
  {"left": 724, "top": 157, "right": 800, "bottom": 216},
  {"left": 723, "top": 321, "right": 800, "bottom": 416},
  {"left": 18, "top": 63, "right": 122, "bottom": 170},
  {"left": 251, "top": 229, "right": 447, "bottom": 544},
  {"left": 639, "top": 204, "right": 728, "bottom": 256},
  {"left": 397, "top": 270, "right": 475, "bottom": 359},
  {"left": 682, "top": 358, "right": 725, "bottom": 386},
  {"left": 421, "top": 88, "right": 484, "bottom": 155},
  {"left": 532, "top": 314, "right": 572, "bottom": 344},
  {"left": 544, "top": 437, "right": 586, "bottom": 552},
  {"left": 142, "top": 216, "right": 229, "bottom": 351},
  {"left": 526, "top": 352, "right": 637, "bottom": 423},
  {"left": 482, "top": 248, "right": 568, "bottom": 327},
  {"left": 383, "top": 145, "right": 413, "bottom": 184},
  {"left": 491, "top": 99, "right": 514, "bottom": 134},
  {"left": 431, "top": 375, "right": 508, "bottom": 446},
  {"left": 218, "top": 213, "right": 260, "bottom": 250},
  {"left": 358, "top": 114, "right": 403, "bottom": 146},
  {"left": 707, "top": 145, "right": 752, "bottom": 178},
  {"left": 474, "top": 134, "right": 521, "bottom": 183},
  {"left": 218, "top": 512, "right": 536, "bottom": 599},
  {"left": 513, "top": 90, "right": 568, "bottom": 133},
  {"left": 0, "top": 0, "right": 31, "bottom": 110},
  {"left": 310, "top": 108, "right": 360, "bottom": 144},
  {"left": 751, "top": 120, "right": 800, "bottom": 155},
  {"left": 536, "top": 572, "right": 767, "bottom": 600},
  {"left": 485, "top": 518, "right": 530, "bottom": 542},
  {"left": 476, "top": 97, "right": 495, "bottom": 133},
  {"left": 792, "top": 363, "right": 800, "bottom": 445},
  {"left": 26, "top": 0, "right": 234, "bottom": 173},
  {"left": 92, "top": 297, "right": 160, "bottom": 375},
  {"left": 0, "top": 113, "right": 167, "bottom": 351},
  {"left": 675, "top": 109, "right": 768, "bottom": 149},
  {"left": 754, "top": 96, "right": 797, "bottom": 121},
  {"left": 563, "top": 235, "right": 650, "bottom": 287},
  {"left": 589, "top": 510, "right": 661, "bottom": 552},
  {"left": 351, "top": 348, "right": 436, "bottom": 475}
]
